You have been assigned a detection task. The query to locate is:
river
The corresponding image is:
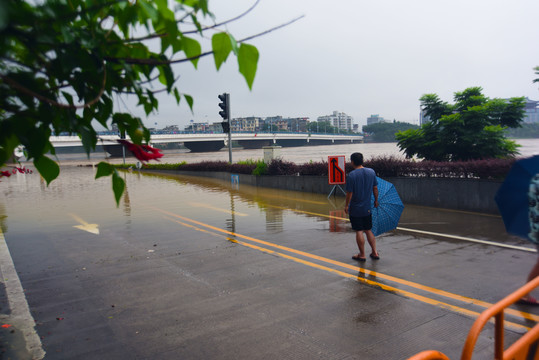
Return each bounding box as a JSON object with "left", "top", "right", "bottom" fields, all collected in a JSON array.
[{"left": 53, "top": 138, "right": 539, "bottom": 166}]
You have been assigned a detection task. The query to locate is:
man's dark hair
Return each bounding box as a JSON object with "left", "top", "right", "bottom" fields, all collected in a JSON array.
[{"left": 351, "top": 152, "right": 364, "bottom": 166}]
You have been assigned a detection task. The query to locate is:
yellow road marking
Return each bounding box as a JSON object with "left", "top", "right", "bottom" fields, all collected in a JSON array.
[
  {"left": 152, "top": 207, "right": 539, "bottom": 325},
  {"left": 252, "top": 193, "right": 327, "bottom": 205},
  {"left": 260, "top": 204, "right": 536, "bottom": 253},
  {"left": 188, "top": 202, "right": 248, "bottom": 216},
  {"left": 162, "top": 214, "right": 532, "bottom": 332}
]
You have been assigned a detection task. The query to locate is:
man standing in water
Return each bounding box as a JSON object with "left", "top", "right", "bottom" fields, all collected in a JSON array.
[{"left": 344, "top": 152, "right": 380, "bottom": 261}]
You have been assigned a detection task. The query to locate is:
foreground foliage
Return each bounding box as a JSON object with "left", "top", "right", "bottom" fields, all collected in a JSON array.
[{"left": 0, "top": 0, "right": 266, "bottom": 204}]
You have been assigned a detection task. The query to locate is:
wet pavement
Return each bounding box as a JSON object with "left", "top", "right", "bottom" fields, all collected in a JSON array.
[{"left": 0, "top": 165, "right": 537, "bottom": 359}]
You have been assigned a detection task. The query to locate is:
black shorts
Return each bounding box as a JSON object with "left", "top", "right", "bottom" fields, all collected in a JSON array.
[{"left": 349, "top": 214, "right": 373, "bottom": 231}]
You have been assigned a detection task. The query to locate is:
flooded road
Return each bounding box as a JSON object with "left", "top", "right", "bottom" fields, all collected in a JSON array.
[{"left": 0, "top": 165, "right": 538, "bottom": 359}]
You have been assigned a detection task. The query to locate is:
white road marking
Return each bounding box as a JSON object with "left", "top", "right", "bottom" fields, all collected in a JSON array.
[
  {"left": 70, "top": 213, "right": 100, "bottom": 235},
  {"left": 397, "top": 227, "right": 536, "bottom": 253}
]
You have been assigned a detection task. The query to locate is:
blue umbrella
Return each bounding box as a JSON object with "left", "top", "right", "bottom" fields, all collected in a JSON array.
[
  {"left": 495, "top": 155, "right": 539, "bottom": 239},
  {"left": 370, "top": 177, "right": 404, "bottom": 236}
]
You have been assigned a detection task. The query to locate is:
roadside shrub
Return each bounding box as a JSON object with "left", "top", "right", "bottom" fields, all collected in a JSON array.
[
  {"left": 364, "top": 157, "right": 515, "bottom": 179},
  {"left": 364, "top": 156, "right": 404, "bottom": 177},
  {"left": 252, "top": 161, "right": 268, "bottom": 176},
  {"left": 297, "top": 161, "right": 327, "bottom": 176},
  {"left": 179, "top": 161, "right": 231, "bottom": 172},
  {"left": 228, "top": 162, "right": 257, "bottom": 174},
  {"left": 119, "top": 156, "right": 517, "bottom": 180},
  {"left": 266, "top": 159, "right": 299, "bottom": 175}
]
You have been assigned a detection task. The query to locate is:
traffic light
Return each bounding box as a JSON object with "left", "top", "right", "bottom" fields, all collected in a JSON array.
[
  {"left": 221, "top": 121, "right": 230, "bottom": 134},
  {"left": 218, "top": 93, "right": 229, "bottom": 120}
]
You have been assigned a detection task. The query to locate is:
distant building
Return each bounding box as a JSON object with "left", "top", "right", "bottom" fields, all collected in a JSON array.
[
  {"left": 317, "top": 111, "right": 353, "bottom": 131},
  {"left": 275, "top": 119, "right": 289, "bottom": 131},
  {"left": 184, "top": 122, "right": 210, "bottom": 132},
  {"left": 162, "top": 125, "right": 180, "bottom": 133},
  {"left": 231, "top": 117, "right": 262, "bottom": 132},
  {"left": 263, "top": 116, "right": 309, "bottom": 132},
  {"left": 208, "top": 122, "right": 223, "bottom": 133},
  {"left": 366, "top": 114, "right": 388, "bottom": 125},
  {"left": 419, "top": 110, "right": 431, "bottom": 126},
  {"left": 523, "top": 98, "right": 539, "bottom": 123},
  {"left": 286, "top": 117, "right": 309, "bottom": 132}
]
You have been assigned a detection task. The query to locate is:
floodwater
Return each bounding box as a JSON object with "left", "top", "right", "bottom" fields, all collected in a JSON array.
[
  {"left": 51, "top": 138, "right": 539, "bottom": 166},
  {"left": 0, "top": 164, "right": 528, "bottom": 248}
]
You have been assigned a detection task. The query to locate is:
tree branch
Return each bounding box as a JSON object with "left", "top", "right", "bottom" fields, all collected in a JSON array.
[
  {"left": 105, "top": 15, "right": 304, "bottom": 66},
  {"left": 183, "top": 0, "right": 261, "bottom": 35},
  {"left": 123, "top": 0, "right": 260, "bottom": 43}
]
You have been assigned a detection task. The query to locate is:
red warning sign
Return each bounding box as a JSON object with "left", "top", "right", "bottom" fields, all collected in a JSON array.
[{"left": 328, "top": 156, "right": 346, "bottom": 185}]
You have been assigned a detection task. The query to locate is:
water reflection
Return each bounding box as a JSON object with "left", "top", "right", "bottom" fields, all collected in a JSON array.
[
  {"left": 225, "top": 192, "right": 236, "bottom": 234},
  {"left": 0, "top": 202, "right": 7, "bottom": 233},
  {"left": 131, "top": 170, "right": 521, "bottom": 246},
  {"left": 138, "top": 170, "right": 337, "bottom": 235}
]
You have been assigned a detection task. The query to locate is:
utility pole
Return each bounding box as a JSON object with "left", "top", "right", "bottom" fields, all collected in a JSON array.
[{"left": 218, "top": 93, "right": 232, "bottom": 163}]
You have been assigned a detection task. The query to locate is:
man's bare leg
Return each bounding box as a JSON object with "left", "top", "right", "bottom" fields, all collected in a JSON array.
[
  {"left": 365, "top": 230, "right": 379, "bottom": 257},
  {"left": 355, "top": 231, "right": 366, "bottom": 259}
]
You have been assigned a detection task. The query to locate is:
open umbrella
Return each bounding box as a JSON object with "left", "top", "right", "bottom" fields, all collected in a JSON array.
[
  {"left": 495, "top": 155, "right": 539, "bottom": 239},
  {"left": 370, "top": 177, "right": 404, "bottom": 236}
]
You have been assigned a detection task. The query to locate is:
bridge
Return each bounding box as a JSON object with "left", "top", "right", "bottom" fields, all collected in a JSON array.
[{"left": 50, "top": 132, "right": 364, "bottom": 155}]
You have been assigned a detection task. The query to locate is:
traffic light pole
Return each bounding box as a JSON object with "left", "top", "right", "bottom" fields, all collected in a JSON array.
[
  {"left": 218, "top": 92, "right": 232, "bottom": 163},
  {"left": 227, "top": 97, "right": 232, "bottom": 163}
]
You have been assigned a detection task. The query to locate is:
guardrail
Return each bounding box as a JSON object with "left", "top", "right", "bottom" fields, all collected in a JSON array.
[{"left": 407, "top": 276, "right": 539, "bottom": 360}]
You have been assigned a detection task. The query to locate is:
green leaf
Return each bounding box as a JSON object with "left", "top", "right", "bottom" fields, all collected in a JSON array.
[
  {"left": 181, "top": 36, "right": 201, "bottom": 68},
  {"left": 238, "top": 44, "right": 259, "bottom": 90},
  {"left": 229, "top": 34, "right": 239, "bottom": 55},
  {"left": 112, "top": 170, "right": 126, "bottom": 206},
  {"left": 34, "top": 156, "right": 60, "bottom": 186},
  {"left": 138, "top": 0, "right": 159, "bottom": 22},
  {"left": 95, "top": 162, "right": 114, "bottom": 179},
  {"left": 212, "top": 32, "right": 232, "bottom": 70},
  {"left": 79, "top": 125, "right": 97, "bottom": 156},
  {"left": 158, "top": 63, "right": 175, "bottom": 92},
  {"left": 183, "top": 94, "right": 194, "bottom": 113}
]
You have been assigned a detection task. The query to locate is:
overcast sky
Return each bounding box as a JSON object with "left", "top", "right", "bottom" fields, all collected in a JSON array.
[{"left": 120, "top": 0, "right": 539, "bottom": 129}]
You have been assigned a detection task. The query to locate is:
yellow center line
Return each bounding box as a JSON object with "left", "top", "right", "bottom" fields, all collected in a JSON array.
[
  {"left": 188, "top": 202, "right": 248, "bottom": 216},
  {"left": 253, "top": 193, "right": 328, "bottom": 205},
  {"left": 152, "top": 206, "right": 539, "bottom": 324},
  {"left": 161, "top": 214, "right": 532, "bottom": 332}
]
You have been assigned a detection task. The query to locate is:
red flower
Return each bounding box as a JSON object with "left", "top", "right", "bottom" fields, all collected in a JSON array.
[
  {"left": 1, "top": 171, "right": 11, "bottom": 177},
  {"left": 117, "top": 140, "right": 163, "bottom": 162}
]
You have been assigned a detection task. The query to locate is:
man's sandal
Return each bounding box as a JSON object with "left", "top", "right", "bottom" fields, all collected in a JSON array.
[{"left": 352, "top": 254, "right": 366, "bottom": 262}]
